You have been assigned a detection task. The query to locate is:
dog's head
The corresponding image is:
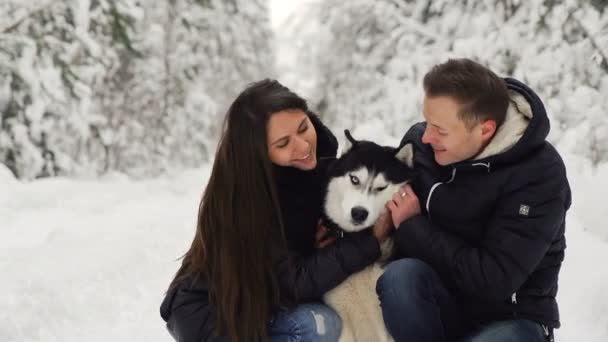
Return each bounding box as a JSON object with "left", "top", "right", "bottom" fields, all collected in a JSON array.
[{"left": 323, "top": 130, "right": 416, "bottom": 232}]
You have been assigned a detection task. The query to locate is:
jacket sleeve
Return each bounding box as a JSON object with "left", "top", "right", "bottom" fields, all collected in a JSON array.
[
  {"left": 161, "top": 231, "right": 378, "bottom": 341},
  {"left": 394, "top": 163, "right": 570, "bottom": 301},
  {"left": 161, "top": 284, "right": 228, "bottom": 342},
  {"left": 277, "top": 230, "right": 380, "bottom": 302}
]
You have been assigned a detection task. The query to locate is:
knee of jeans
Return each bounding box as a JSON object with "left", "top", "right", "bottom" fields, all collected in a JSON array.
[
  {"left": 376, "top": 258, "right": 437, "bottom": 297},
  {"left": 460, "top": 320, "right": 546, "bottom": 342},
  {"left": 292, "top": 304, "right": 342, "bottom": 340}
]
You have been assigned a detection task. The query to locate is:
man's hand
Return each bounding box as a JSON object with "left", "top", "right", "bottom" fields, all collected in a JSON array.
[
  {"left": 386, "top": 184, "right": 421, "bottom": 229},
  {"left": 315, "top": 220, "right": 337, "bottom": 249}
]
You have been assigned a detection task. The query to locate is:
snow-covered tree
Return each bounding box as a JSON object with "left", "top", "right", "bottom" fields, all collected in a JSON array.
[
  {"left": 0, "top": 0, "right": 275, "bottom": 179},
  {"left": 0, "top": 0, "right": 143, "bottom": 179},
  {"left": 290, "top": 0, "right": 608, "bottom": 163},
  {"left": 96, "top": 0, "right": 275, "bottom": 177}
]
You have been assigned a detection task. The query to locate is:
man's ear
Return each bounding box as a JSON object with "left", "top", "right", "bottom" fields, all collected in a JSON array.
[
  {"left": 395, "top": 143, "right": 414, "bottom": 169},
  {"left": 480, "top": 119, "right": 497, "bottom": 143}
]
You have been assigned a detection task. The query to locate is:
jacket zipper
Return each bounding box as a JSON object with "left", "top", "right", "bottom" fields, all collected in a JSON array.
[
  {"left": 426, "top": 167, "right": 456, "bottom": 218},
  {"left": 511, "top": 292, "right": 519, "bottom": 318}
]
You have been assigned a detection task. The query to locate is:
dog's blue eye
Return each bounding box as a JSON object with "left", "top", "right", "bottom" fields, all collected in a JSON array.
[{"left": 350, "top": 175, "right": 360, "bottom": 185}]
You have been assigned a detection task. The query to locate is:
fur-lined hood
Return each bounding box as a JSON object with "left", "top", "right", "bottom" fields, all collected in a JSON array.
[{"left": 472, "top": 78, "right": 550, "bottom": 165}]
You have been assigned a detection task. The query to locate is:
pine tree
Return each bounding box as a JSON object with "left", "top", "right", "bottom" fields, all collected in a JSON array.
[
  {"left": 0, "top": 0, "right": 275, "bottom": 179},
  {"left": 0, "top": 0, "right": 142, "bottom": 179}
]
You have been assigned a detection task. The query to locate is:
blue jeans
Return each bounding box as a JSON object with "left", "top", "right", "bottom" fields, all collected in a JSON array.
[
  {"left": 460, "top": 319, "right": 547, "bottom": 342},
  {"left": 376, "top": 258, "right": 548, "bottom": 342},
  {"left": 270, "top": 303, "right": 342, "bottom": 342}
]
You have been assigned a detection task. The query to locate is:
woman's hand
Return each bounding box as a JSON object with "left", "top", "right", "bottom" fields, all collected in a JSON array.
[
  {"left": 372, "top": 212, "right": 394, "bottom": 243},
  {"left": 315, "top": 220, "right": 337, "bottom": 248}
]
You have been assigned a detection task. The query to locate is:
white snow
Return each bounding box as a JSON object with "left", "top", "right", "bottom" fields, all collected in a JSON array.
[{"left": 0, "top": 167, "right": 210, "bottom": 342}]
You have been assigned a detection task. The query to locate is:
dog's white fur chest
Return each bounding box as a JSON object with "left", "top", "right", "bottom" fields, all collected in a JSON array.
[{"left": 323, "top": 238, "right": 394, "bottom": 342}]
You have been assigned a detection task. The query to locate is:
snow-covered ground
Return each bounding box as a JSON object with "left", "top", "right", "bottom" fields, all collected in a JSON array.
[
  {"left": 0, "top": 167, "right": 209, "bottom": 342},
  {"left": 1, "top": 134, "right": 608, "bottom": 341}
]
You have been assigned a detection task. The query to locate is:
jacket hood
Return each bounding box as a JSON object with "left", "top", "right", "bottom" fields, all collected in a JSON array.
[{"left": 470, "top": 78, "right": 550, "bottom": 167}]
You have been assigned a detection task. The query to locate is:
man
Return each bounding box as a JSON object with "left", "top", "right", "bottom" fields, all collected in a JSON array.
[{"left": 377, "top": 58, "right": 571, "bottom": 342}]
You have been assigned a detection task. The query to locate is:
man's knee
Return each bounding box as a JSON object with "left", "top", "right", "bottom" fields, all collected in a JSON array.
[
  {"left": 460, "top": 319, "right": 546, "bottom": 342},
  {"left": 376, "top": 258, "right": 438, "bottom": 298}
]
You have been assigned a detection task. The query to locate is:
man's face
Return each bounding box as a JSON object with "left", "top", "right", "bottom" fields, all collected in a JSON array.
[{"left": 421, "top": 95, "right": 488, "bottom": 166}]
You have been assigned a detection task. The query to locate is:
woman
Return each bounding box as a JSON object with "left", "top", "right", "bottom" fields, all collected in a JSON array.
[{"left": 160, "top": 79, "right": 393, "bottom": 342}]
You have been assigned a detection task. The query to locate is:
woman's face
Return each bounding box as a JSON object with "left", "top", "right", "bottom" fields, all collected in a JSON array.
[{"left": 267, "top": 110, "right": 318, "bottom": 170}]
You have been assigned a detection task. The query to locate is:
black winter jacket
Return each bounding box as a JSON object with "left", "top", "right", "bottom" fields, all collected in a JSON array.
[
  {"left": 396, "top": 78, "right": 571, "bottom": 329},
  {"left": 160, "top": 114, "right": 380, "bottom": 341}
]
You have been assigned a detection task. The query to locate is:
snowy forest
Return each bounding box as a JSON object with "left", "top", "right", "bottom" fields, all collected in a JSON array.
[
  {"left": 2, "top": 0, "right": 607, "bottom": 180},
  {"left": 0, "top": 0, "right": 274, "bottom": 179},
  {"left": 2, "top": 0, "right": 608, "bottom": 341}
]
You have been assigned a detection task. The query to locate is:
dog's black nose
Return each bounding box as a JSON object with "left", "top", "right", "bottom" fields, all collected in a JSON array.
[{"left": 351, "top": 207, "right": 369, "bottom": 224}]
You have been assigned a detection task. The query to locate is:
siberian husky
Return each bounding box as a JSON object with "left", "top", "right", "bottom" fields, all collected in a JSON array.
[{"left": 322, "top": 130, "right": 415, "bottom": 342}]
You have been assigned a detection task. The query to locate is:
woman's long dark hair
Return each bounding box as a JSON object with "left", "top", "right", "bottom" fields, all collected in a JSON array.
[{"left": 169, "top": 79, "right": 310, "bottom": 342}]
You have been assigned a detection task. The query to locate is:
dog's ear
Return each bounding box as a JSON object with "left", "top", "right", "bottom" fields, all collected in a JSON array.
[
  {"left": 341, "top": 129, "right": 358, "bottom": 155},
  {"left": 395, "top": 143, "right": 414, "bottom": 169}
]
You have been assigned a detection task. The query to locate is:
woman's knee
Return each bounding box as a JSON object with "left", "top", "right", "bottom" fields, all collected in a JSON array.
[
  {"left": 272, "top": 303, "right": 342, "bottom": 342},
  {"left": 298, "top": 304, "right": 341, "bottom": 341}
]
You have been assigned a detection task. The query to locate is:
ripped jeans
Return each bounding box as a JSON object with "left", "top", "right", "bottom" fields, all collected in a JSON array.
[{"left": 270, "top": 303, "right": 342, "bottom": 342}]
